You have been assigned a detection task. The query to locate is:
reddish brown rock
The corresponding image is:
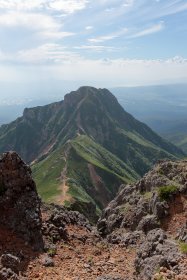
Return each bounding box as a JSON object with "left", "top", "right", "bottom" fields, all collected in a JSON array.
[{"left": 0, "top": 151, "right": 43, "bottom": 250}]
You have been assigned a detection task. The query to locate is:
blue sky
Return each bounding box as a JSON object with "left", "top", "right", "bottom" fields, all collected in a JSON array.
[{"left": 0, "top": 0, "right": 187, "bottom": 95}]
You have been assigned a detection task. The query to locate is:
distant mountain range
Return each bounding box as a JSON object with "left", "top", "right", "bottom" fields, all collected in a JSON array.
[
  {"left": 0, "top": 86, "right": 184, "bottom": 221},
  {"left": 111, "top": 84, "right": 187, "bottom": 153},
  {"left": 111, "top": 84, "right": 187, "bottom": 132},
  {"left": 161, "top": 120, "right": 187, "bottom": 153}
]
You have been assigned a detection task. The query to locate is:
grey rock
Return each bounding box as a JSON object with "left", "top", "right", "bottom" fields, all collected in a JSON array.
[
  {"left": 0, "top": 268, "right": 18, "bottom": 280},
  {"left": 135, "top": 229, "right": 181, "bottom": 279},
  {"left": 97, "top": 160, "right": 187, "bottom": 280},
  {"left": 136, "top": 255, "right": 167, "bottom": 280},
  {"left": 42, "top": 203, "right": 92, "bottom": 244},
  {"left": 1, "top": 254, "right": 20, "bottom": 273},
  {"left": 177, "top": 222, "right": 187, "bottom": 243},
  {"left": 137, "top": 215, "right": 160, "bottom": 233},
  {"left": 42, "top": 256, "right": 54, "bottom": 267},
  {"left": 107, "top": 230, "right": 142, "bottom": 247}
]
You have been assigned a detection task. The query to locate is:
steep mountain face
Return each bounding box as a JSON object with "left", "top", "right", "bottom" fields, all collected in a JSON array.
[
  {"left": 0, "top": 100, "right": 64, "bottom": 163},
  {"left": 0, "top": 86, "right": 184, "bottom": 220}
]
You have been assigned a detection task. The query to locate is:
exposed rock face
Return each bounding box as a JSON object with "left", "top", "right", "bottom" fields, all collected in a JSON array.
[
  {"left": 0, "top": 151, "right": 43, "bottom": 249},
  {"left": 98, "top": 160, "right": 187, "bottom": 279},
  {"left": 135, "top": 229, "right": 181, "bottom": 279},
  {"left": 98, "top": 160, "right": 187, "bottom": 236},
  {"left": 42, "top": 203, "right": 91, "bottom": 245},
  {"left": 177, "top": 222, "right": 187, "bottom": 242}
]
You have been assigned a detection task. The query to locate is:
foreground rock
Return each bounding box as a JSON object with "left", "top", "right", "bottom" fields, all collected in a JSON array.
[
  {"left": 98, "top": 160, "right": 187, "bottom": 279},
  {"left": 0, "top": 152, "right": 187, "bottom": 279},
  {"left": 0, "top": 151, "right": 43, "bottom": 249}
]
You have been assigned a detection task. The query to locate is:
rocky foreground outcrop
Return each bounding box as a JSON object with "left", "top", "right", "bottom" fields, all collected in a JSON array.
[
  {"left": 0, "top": 152, "right": 187, "bottom": 280},
  {"left": 98, "top": 160, "right": 187, "bottom": 279},
  {"left": 0, "top": 152, "right": 44, "bottom": 279},
  {"left": 0, "top": 151, "right": 43, "bottom": 249}
]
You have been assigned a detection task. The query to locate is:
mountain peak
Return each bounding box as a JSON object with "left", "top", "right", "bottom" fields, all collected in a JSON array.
[
  {"left": 63, "top": 86, "right": 118, "bottom": 108},
  {"left": 0, "top": 85, "right": 185, "bottom": 222}
]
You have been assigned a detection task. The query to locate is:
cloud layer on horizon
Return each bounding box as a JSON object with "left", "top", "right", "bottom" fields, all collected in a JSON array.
[{"left": 0, "top": 0, "right": 186, "bottom": 86}]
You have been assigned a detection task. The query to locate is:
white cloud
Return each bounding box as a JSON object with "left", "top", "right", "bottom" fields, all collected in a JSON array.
[
  {"left": 0, "top": 11, "right": 75, "bottom": 40},
  {"left": 37, "top": 31, "right": 75, "bottom": 40},
  {"left": 85, "top": 25, "right": 93, "bottom": 30},
  {"left": 44, "top": 56, "right": 187, "bottom": 86},
  {"left": 123, "top": 0, "right": 134, "bottom": 7},
  {"left": 0, "top": 0, "right": 186, "bottom": 89},
  {"left": 0, "top": 11, "right": 59, "bottom": 30},
  {"left": 49, "top": 0, "right": 89, "bottom": 14},
  {"left": 0, "top": 0, "right": 45, "bottom": 10},
  {"left": 88, "top": 28, "right": 128, "bottom": 43},
  {"left": 1, "top": 50, "right": 187, "bottom": 87},
  {"left": 74, "top": 45, "right": 118, "bottom": 52},
  {"left": 0, "top": 0, "right": 89, "bottom": 14},
  {"left": 130, "top": 22, "right": 165, "bottom": 38},
  {"left": 89, "top": 22, "right": 164, "bottom": 44},
  {"left": 166, "top": 56, "right": 187, "bottom": 64},
  {"left": 15, "top": 44, "right": 81, "bottom": 64},
  {"left": 155, "top": 2, "right": 187, "bottom": 18}
]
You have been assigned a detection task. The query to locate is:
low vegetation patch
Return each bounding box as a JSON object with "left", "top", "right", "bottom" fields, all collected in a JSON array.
[
  {"left": 179, "top": 242, "right": 187, "bottom": 254},
  {"left": 158, "top": 185, "right": 178, "bottom": 200},
  {"left": 119, "top": 203, "right": 131, "bottom": 214},
  {"left": 47, "top": 247, "right": 57, "bottom": 257},
  {"left": 140, "top": 191, "right": 152, "bottom": 200}
]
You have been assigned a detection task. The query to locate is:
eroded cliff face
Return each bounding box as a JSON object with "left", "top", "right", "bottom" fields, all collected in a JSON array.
[{"left": 0, "top": 151, "right": 43, "bottom": 249}]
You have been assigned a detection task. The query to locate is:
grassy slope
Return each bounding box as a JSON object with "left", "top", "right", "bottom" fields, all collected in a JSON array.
[
  {"left": 32, "top": 147, "right": 66, "bottom": 202},
  {"left": 164, "top": 132, "right": 187, "bottom": 154},
  {"left": 32, "top": 135, "right": 139, "bottom": 211}
]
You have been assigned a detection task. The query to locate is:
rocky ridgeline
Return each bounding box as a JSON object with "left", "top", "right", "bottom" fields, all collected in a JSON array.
[
  {"left": 98, "top": 160, "right": 187, "bottom": 279},
  {"left": 0, "top": 151, "right": 43, "bottom": 248}
]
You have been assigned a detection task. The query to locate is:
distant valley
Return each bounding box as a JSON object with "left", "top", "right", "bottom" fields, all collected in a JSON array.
[
  {"left": 111, "top": 84, "right": 187, "bottom": 132},
  {"left": 111, "top": 84, "right": 187, "bottom": 153}
]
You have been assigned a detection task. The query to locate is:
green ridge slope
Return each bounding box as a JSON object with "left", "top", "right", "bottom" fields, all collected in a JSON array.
[{"left": 32, "top": 135, "right": 139, "bottom": 221}]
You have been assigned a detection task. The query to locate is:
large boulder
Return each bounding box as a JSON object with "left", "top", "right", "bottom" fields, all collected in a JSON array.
[{"left": 0, "top": 151, "right": 43, "bottom": 250}]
